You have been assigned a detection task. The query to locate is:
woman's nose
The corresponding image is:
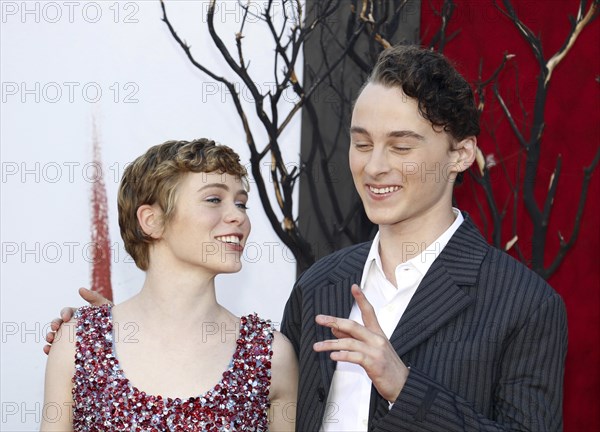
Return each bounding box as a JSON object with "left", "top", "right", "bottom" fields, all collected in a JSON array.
[{"left": 224, "top": 204, "right": 245, "bottom": 225}]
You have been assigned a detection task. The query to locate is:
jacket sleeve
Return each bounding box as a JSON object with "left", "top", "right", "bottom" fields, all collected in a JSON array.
[
  {"left": 281, "top": 279, "right": 303, "bottom": 359},
  {"left": 375, "top": 293, "right": 567, "bottom": 432}
]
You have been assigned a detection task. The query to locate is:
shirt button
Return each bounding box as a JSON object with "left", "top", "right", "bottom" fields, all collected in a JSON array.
[{"left": 362, "top": 418, "right": 368, "bottom": 426}]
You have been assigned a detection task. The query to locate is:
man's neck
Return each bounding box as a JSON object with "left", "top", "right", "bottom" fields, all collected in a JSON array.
[{"left": 378, "top": 207, "right": 457, "bottom": 275}]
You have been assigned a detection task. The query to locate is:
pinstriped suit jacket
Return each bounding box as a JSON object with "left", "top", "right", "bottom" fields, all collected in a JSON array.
[{"left": 281, "top": 215, "right": 567, "bottom": 432}]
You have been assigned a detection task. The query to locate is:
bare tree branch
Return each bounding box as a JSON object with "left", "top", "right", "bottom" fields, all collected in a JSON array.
[
  {"left": 492, "top": 0, "right": 599, "bottom": 275},
  {"left": 493, "top": 81, "right": 528, "bottom": 149},
  {"left": 160, "top": 0, "right": 258, "bottom": 157},
  {"left": 543, "top": 146, "right": 600, "bottom": 278},
  {"left": 161, "top": 0, "right": 597, "bottom": 277},
  {"left": 542, "top": 155, "right": 561, "bottom": 226},
  {"left": 546, "top": 0, "right": 599, "bottom": 84},
  {"left": 424, "top": 0, "right": 460, "bottom": 52}
]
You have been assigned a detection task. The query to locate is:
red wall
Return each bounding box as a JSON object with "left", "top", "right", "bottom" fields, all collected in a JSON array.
[{"left": 421, "top": 1, "right": 600, "bottom": 430}]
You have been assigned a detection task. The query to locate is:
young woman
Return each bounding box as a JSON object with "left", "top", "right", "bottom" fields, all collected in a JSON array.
[{"left": 41, "top": 139, "right": 297, "bottom": 431}]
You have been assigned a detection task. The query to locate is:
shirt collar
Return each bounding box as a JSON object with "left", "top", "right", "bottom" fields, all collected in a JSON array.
[{"left": 360, "top": 208, "right": 464, "bottom": 289}]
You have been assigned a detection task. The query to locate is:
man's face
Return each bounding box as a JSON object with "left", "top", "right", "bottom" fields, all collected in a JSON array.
[{"left": 349, "top": 83, "right": 471, "bottom": 231}]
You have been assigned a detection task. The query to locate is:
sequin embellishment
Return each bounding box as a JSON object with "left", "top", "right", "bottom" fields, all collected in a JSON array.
[{"left": 72, "top": 305, "right": 273, "bottom": 431}]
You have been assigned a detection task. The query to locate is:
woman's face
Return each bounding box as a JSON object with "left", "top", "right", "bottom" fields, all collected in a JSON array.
[{"left": 157, "top": 171, "right": 251, "bottom": 275}]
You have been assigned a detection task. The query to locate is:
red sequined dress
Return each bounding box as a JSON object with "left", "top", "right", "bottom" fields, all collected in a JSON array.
[{"left": 72, "top": 305, "right": 274, "bottom": 431}]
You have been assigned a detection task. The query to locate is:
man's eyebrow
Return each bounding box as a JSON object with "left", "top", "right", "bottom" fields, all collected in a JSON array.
[
  {"left": 198, "top": 183, "right": 248, "bottom": 197},
  {"left": 350, "top": 126, "right": 425, "bottom": 141},
  {"left": 350, "top": 126, "right": 369, "bottom": 135},
  {"left": 387, "top": 130, "right": 425, "bottom": 141}
]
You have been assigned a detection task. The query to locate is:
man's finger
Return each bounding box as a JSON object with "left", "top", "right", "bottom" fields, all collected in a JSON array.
[
  {"left": 331, "top": 326, "right": 352, "bottom": 339},
  {"left": 329, "top": 349, "right": 368, "bottom": 365},
  {"left": 59, "top": 308, "right": 75, "bottom": 322},
  {"left": 50, "top": 318, "right": 63, "bottom": 331},
  {"left": 351, "top": 284, "right": 384, "bottom": 333},
  {"left": 313, "top": 338, "right": 365, "bottom": 353},
  {"left": 315, "top": 314, "right": 372, "bottom": 341}
]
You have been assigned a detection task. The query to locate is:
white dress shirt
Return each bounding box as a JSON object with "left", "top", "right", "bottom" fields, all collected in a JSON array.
[{"left": 320, "top": 209, "right": 464, "bottom": 431}]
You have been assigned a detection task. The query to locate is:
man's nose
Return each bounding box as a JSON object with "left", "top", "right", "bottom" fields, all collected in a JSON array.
[{"left": 364, "top": 146, "right": 390, "bottom": 177}]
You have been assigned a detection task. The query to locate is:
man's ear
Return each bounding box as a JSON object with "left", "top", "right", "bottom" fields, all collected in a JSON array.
[
  {"left": 137, "top": 204, "right": 163, "bottom": 239},
  {"left": 452, "top": 136, "right": 477, "bottom": 173}
]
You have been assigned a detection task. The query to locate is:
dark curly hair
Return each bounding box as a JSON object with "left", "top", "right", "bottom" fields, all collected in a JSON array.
[{"left": 368, "top": 45, "right": 480, "bottom": 142}]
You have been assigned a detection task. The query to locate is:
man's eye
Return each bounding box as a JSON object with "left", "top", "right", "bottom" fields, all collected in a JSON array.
[{"left": 353, "top": 143, "right": 372, "bottom": 150}]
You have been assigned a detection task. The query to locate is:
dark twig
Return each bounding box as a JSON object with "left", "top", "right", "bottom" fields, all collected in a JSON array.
[{"left": 543, "top": 147, "right": 600, "bottom": 278}]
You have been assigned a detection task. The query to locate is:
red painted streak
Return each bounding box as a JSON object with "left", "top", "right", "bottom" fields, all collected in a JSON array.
[{"left": 90, "top": 120, "right": 113, "bottom": 302}]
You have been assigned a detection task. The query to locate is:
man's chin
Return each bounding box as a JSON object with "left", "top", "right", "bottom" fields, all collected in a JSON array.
[{"left": 364, "top": 209, "right": 402, "bottom": 226}]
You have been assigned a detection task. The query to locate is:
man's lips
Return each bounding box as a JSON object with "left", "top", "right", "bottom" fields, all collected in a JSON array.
[{"left": 365, "top": 184, "right": 402, "bottom": 199}]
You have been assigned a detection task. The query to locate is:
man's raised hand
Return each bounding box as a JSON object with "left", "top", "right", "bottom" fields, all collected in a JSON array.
[{"left": 313, "top": 284, "right": 410, "bottom": 403}]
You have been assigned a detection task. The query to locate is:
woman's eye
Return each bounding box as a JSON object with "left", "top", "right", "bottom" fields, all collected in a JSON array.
[
  {"left": 236, "top": 202, "right": 248, "bottom": 210},
  {"left": 206, "top": 197, "right": 221, "bottom": 204}
]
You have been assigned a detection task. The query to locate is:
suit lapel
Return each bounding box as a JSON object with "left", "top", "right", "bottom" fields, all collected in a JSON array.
[
  {"left": 369, "top": 261, "right": 474, "bottom": 430},
  {"left": 389, "top": 262, "right": 473, "bottom": 356},
  {"left": 370, "top": 215, "right": 489, "bottom": 428},
  {"left": 389, "top": 215, "right": 487, "bottom": 355}
]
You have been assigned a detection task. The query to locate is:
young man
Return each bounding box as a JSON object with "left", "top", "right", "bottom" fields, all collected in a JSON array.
[
  {"left": 47, "top": 46, "right": 566, "bottom": 431},
  {"left": 280, "top": 45, "right": 566, "bottom": 431}
]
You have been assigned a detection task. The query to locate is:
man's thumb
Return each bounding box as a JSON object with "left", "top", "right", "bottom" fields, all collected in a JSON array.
[{"left": 78, "top": 287, "right": 112, "bottom": 306}]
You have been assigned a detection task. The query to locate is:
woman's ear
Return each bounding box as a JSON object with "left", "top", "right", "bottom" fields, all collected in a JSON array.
[
  {"left": 452, "top": 136, "right": 477, "bottom": 173},
  {"left": 137, "top": 204, "right": 163, "bottom": 239}
]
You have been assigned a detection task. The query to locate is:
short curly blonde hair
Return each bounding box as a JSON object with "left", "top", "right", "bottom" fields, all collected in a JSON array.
[{"left": 117, "top": 138, "right": 248, "bottom": 270}]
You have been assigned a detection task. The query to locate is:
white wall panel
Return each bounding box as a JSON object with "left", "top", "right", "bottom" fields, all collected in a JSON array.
[{"left": 1, "top": 2, "right": 301, "bottom": 429}]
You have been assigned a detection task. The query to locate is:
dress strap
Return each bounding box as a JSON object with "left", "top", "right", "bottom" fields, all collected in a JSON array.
[
  {"left": 74, "top": 304, "right": 114, "bottom": 361},
  {"left": 235, "top": 314, "right": 274, "bottom": 383}
]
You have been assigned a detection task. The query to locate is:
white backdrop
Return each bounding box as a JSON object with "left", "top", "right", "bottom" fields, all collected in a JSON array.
[{"left": 1, "top": 1, "right": 301, "bottom": 430}]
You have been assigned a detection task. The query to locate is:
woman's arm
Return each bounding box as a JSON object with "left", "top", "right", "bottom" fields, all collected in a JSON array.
[
  {"left": 40, "top": 320, "right": 77, "bottom": 431},
  {"left": 268, "top": 331, "right": 298, "bottom": 432}
]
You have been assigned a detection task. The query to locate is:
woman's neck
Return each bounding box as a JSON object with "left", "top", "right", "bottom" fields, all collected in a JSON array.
[{"left": 118, "top": 261, "right": 233, "bottom": 329}]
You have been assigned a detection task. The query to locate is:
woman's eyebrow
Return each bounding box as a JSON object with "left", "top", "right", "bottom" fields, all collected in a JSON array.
[
  {"left": 198, "top": 184, "right": 248, "bottom": 198},
  {"left": 197, "top": 183, "right": 229, "bottom": 192}
]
